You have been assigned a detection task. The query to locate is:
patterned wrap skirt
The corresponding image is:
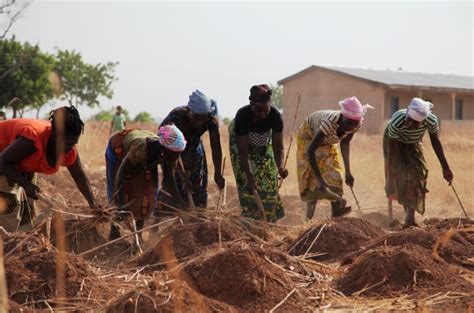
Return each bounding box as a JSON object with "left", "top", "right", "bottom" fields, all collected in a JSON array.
[
  {"left": 228, "top": 120, "right": 284, "bottom": 222},
  {"left": 383, "top": 128, "right": 428, "bottom": 214},
  {"left": 296, "top": 120, "right": 344, "bottom": 203},
  {"left": 105, "top": 139, "right": 158, "bottom": 220}
]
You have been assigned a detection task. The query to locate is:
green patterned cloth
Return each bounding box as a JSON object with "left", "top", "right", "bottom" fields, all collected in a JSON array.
[
  {"left": 383, "top": 128, "right": 428, "bottom": 214},
  {"left": 229, "top": 120, "right": 284, "bottom": 222}
]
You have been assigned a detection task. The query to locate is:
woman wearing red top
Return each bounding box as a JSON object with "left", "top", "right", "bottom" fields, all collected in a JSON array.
[{"left": 0, "top": 106, "right": 96, "bottom": 232}]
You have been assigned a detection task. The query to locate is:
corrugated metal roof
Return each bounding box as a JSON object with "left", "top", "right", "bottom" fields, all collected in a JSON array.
[{"left": 278, "top": 65, "right": 474, "bottom": 92}]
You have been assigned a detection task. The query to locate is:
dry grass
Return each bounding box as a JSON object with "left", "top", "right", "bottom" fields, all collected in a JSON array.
[{"left": 76, "top": 120, "right": 474, "bottom": 225}]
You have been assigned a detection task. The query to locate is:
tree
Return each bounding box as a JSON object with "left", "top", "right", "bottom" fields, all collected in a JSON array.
[
  {"left": 91, "top": 110, "right": 113, "bottom": 122},
  {"left": 222, "top": 117, "right": 231, "bottom": 126},
  {"left": 54, "top": 49, "right": 118, "bottom": 108},
  {"left": 0, "top": 0, "right": 30, "bottom": 39},
  {"left": 91, "top": 108, "right": 131, "bottom": 122},
  {"left": 134, "top": 111, "right": 154, "bottom": 123},
  {"left": 269, "top": 83, "right": 283, "bottom": 110},
  {"left": 0, "top": 37, "right": 55, "bottom": 117}
]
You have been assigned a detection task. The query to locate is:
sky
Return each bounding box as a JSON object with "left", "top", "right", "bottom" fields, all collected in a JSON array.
[{"left": 8, "top": 0, "right": 474, "bottom": 120}]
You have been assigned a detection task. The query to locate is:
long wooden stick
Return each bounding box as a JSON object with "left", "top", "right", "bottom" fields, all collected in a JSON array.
[
  {"left": 279, "top": 92, "right": 302, "bottom": 187},
  {"left": 269, "top": 92, "right": 302, "bottom": 218},
  {"left": 178, "top": 157, "right": 195, "bottom": 210},
  {"left": 217, "top": 156, "right": 226, "bottom": 249},
  {"left": 269, "top": 288, "right": 297, "bottom": 313},
  {"left": 0, "top": 238, "right": 8, "bottom": 313},
  {"left": 216, "top": 156, "right": 226, "bottom": 212},
  {"left": 252, "top": 190, "right": 268, "bottom": 224},
  {"left": 350, "top": 187, "right": 363, "bottom": 214},
  {"left": 303, "top": 223, "right": 327, "bottom": 257},
  {"left": 451, "top": 184, "right": 470, "bottom": 219}
]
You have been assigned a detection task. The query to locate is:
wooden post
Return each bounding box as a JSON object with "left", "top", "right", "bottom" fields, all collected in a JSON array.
[{"left": 450, "top": 92, "right": 456, "bottom": 120}]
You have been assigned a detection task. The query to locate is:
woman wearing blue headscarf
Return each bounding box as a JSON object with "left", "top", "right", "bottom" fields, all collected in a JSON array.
[{"left": 155, "top": 90, "right": 225, "bottom": 217}]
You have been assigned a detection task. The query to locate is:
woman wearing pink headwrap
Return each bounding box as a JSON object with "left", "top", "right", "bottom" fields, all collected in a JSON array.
[
  {"left": 105, "top": 125, "right": 186, "bottom": 240},
  {"left": 296, "top": 96, "right": 372, "bottom": 220}
]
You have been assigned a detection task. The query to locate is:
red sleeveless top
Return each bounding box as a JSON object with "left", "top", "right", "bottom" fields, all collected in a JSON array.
[{"left": 0, "top": 119, "right": 77, "bottom": 174}]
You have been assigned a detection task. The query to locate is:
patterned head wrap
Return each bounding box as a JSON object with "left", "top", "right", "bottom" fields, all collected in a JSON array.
[
  {"left": 187, "top": 90, "right": 212, "bottom": 115},
  {"left": 407, "top": 98, "right": 433, "bottom": 122},
  {"left": 339, "top": 96, "right": 374, "bottom": 121},
  {"left": 158, "top": 124, "right": 187, "bottom": 152}
]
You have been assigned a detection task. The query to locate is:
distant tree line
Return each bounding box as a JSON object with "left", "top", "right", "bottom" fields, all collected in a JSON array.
[{"left": 91, "top": 109, "right": 155, "bottom": 123}]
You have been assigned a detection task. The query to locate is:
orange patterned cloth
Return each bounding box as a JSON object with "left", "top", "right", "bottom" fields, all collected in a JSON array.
[{"left": 0, "top": 119, "right": 77, "bottom": 174}]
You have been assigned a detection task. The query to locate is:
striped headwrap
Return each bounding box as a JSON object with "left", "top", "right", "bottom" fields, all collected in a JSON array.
[{"left": 158, "top": 124, "right": 187, "bottom": 152}]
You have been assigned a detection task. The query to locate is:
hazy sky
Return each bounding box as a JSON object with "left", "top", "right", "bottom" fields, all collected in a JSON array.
[{"left": 9, "top": 0, "right": 474, "bottom": 119}]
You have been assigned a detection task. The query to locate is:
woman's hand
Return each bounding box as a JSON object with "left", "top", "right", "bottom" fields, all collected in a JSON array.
[{"left": 278, "top": 167, "right": 289, "bottom": 179}]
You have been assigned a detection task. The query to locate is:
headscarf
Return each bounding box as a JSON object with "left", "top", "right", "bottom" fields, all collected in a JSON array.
[
  {"left": 187, "top": 90, "right": 212, "bottom": 115},
  {"left": 407, "top": 98, "right": 433, "bottom": 122},
  {"left": 158, "top": 124, "right": 187, "bottom": 152},
  {"left": 249, "top": 84, "right": 272, "bottom": 102},
  {"left": 339, "top": 96, "right": 374, "bottom": 121}
]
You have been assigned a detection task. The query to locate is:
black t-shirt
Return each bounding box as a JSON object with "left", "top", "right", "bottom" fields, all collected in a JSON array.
[{"left": 234, "top": 105, "right": 283, "bottom": 136}]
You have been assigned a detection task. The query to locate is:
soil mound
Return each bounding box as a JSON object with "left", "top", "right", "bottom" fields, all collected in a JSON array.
[
  {"left": 183, "top": 244, "right": 300, "bottom": 311},
  {"left": 424, "top": 217, "right": 474, "bottom": 230},
  {"left": 288, "top": 218, "right": 386, "bottom": 261},
  {"left": 50, "top": 219, "right": 108, "bottom": 253},
  {"left": 336, "top": 244, "right": 472, "bottom": 297},
  {"left": 342, "top": 227, "right": 474, "bottom": 267},
  {"left": 137, "top": 221, "right": 245, "bottom": 268},
  {"left": 106, "top": 280, "right": 233, "bottom": 313},
  {"left": 5, "top": 245, "right": 111, "bottom": 308},
  {"left": 49, "top": 219, "right": 132, "bottom": 265}
]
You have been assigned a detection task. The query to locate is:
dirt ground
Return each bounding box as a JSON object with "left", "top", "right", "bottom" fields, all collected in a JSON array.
[{"left": 3, "top": 123, "right": 473, "bottom": 311}]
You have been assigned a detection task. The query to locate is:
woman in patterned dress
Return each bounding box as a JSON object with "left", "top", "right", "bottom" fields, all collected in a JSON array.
[
  {"left": 384, "top": 98, "right": 453, "bottom": 227},
  {"left": 229, "top": 84, "right": 288, "bottom": 222},
  {"left": 106, "top": 125, "right": 186, "bottom": 240},
  {"left": 296, "top": 97, "right": 372, "bottom": 220},
  {"left": 155, "top": 90, "right": 225, "bottom": 217}
]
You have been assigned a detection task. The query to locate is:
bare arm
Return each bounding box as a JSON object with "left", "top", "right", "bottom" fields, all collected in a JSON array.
[
  {"left": 340, "top": 133, "right": 354, "bottom": 187},
  {"left": 236, "top": 134, "right": 256, "bottom": 191},
  {"left": 67, "top": 154, "right": 96, "bottom": 208},
  {"left": 429, "top": 132, "right": 453, "bottom": 182},
  {"left": 209, "top": 129, "right": 225, "bottom": 188},
  {"left": 0, "top": 136, "right": 39, "bottom": 198},
  {"left": 272, "top": 132, "right": 285, "bottom": 170}
]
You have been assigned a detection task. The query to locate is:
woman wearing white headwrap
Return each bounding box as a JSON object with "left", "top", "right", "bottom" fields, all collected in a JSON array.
[{"left": 384, "top": 98, "right": 453, "bottom": 227}]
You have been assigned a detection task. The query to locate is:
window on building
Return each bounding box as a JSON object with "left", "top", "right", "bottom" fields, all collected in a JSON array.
[
  {"left": 455, "top": 99, "right": 463, "bottom": 120},
  {"left": 390, "top": 97, "right": 399, "bottom": 117}
]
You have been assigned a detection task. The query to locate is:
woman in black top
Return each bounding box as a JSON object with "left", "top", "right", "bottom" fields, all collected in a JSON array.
[{"left": 229, "top": 84, "right": 288, "bottom": 222}]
